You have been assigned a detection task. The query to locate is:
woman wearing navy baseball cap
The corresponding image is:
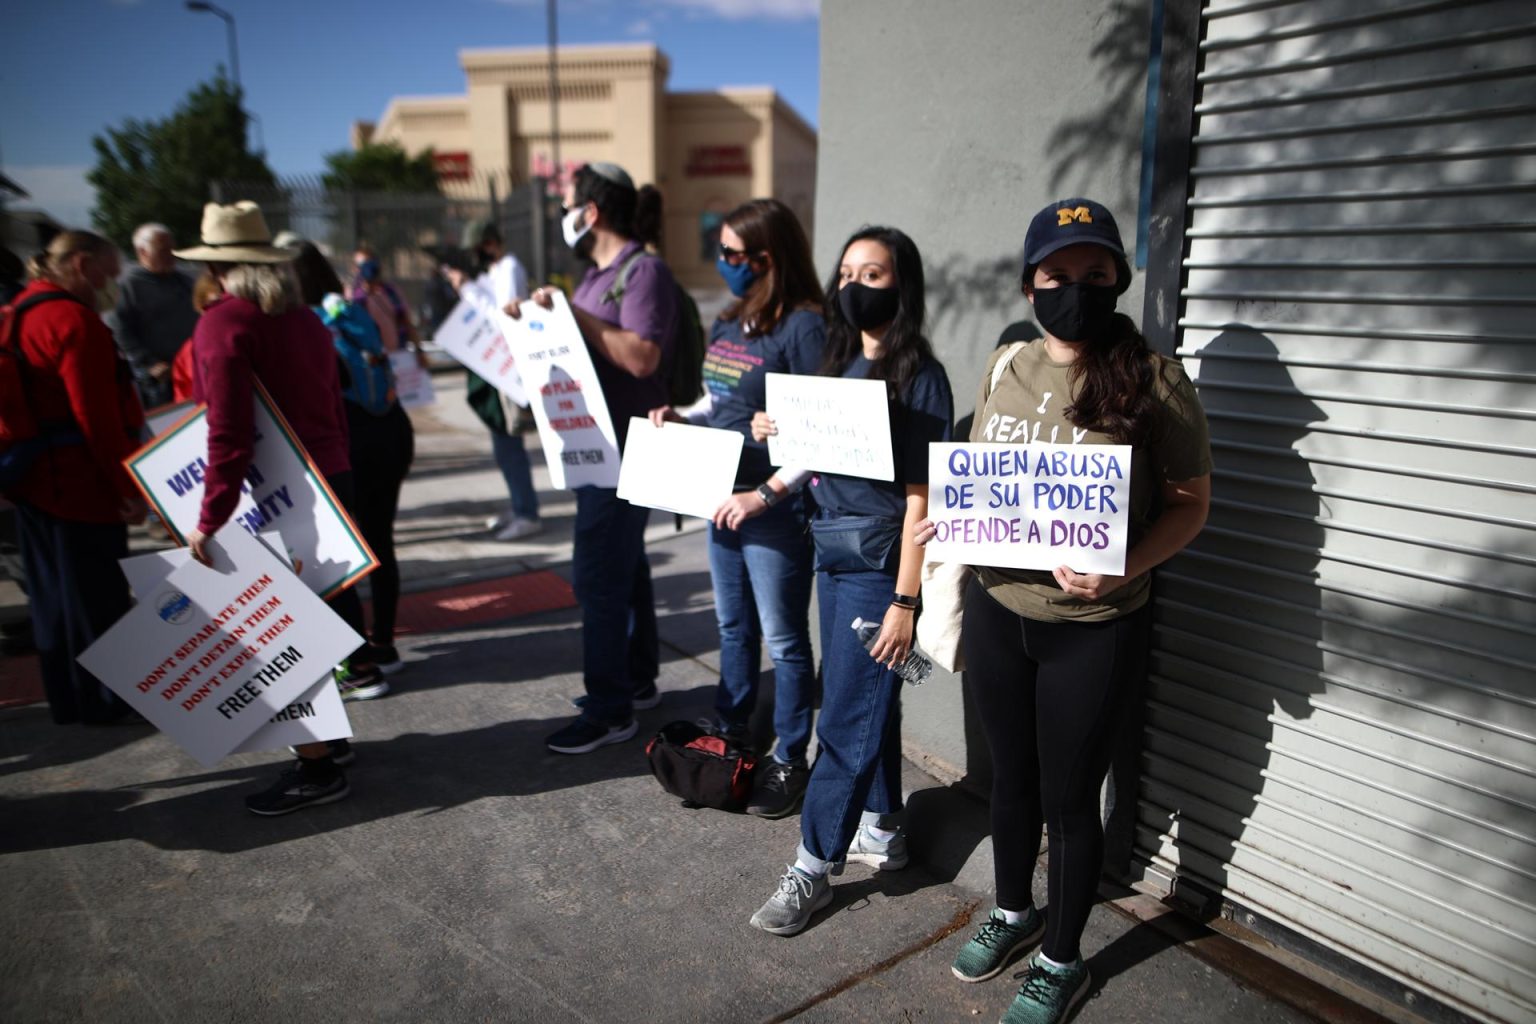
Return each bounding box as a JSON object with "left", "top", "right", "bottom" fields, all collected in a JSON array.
[{"left": 916, "top": 198, "right": 1212, "bottom": 1024}]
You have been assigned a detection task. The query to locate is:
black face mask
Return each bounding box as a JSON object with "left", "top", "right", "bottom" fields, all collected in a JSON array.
[
  {"left": 1031, "top": 283, "right": 1118, "bottom": 342},
  {"left": 838, "top": 281, "right": 900, "bottom": 331}
]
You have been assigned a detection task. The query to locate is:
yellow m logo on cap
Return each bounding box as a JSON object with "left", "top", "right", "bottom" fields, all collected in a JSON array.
[{"left": 1057, "top": 206, "right": 1094, "bottom": 226}]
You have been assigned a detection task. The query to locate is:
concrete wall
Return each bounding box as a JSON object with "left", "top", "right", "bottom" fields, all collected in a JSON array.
[{"left": 816, "top": 0, "right": 1155, "bottom": 785}]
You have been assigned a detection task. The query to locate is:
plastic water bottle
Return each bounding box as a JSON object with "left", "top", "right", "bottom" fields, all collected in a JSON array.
[{"left": 851, "top": 617, "right": 933, "bottom": 686}]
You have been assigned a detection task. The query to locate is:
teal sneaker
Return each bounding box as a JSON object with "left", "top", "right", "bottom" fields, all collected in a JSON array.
[
  {"left": 952, "top": 907, "right": 1045, "bottom": 982},
  {"left": 1000, "top": 955, "right": 1090, "bottom": 1024}
]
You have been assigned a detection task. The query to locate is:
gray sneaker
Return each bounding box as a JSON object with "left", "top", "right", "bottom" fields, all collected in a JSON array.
[
  {"left": 846, "top": 823, "right": 909, "bottom": 870},
  {"left": 952, "top": 907, "right": 1045, "bottom": 982},
  {"left": 749, "top": 866, "right": 832, "bottom": 936}
]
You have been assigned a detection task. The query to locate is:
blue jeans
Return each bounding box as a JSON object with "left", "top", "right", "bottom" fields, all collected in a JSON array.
[
  {"left": 707, "top": 494, "right": 815, "bottom": 765},
  {"left": 571, "top": 487, "right": 657, "bottom": 725},
  {"left": 490, "top": 429, "right": 540, "bottom": 521},
  {"left": 797, "top": 562, "right": 905, "bottom": 872}
]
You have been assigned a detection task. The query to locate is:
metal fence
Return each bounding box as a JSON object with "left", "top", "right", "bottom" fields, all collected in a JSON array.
[{"left": 213, "top": 172, "right": 570, "bottom": 334}]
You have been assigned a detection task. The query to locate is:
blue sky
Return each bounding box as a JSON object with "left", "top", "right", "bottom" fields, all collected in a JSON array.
[{"left": 0, "top": 0, "right": 820, "bottom": 228}]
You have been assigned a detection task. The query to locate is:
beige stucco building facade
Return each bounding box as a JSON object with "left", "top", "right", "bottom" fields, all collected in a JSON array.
[{"left": 353, "top": 43, "right": 817, "bottom": 290}]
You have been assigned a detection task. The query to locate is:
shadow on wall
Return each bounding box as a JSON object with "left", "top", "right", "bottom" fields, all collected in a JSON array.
[
  {"left": 1148, "top": 325, "right": 1325, "bottom": 916},
  {"left": 1044, "top": 0, "right": 1155, "bottom": 193}
]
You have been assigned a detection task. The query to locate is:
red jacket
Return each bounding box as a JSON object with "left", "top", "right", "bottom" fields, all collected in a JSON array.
[
  {"left": 191, "top": 294, "right": 350, "bottom": 534},
  {"left": 9, "top": 281, "right": 145, "bottom": 523}
]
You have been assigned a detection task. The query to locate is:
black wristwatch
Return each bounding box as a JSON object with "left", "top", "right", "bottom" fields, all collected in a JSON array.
[{"left": 755, "top": 483, "right": 780, "bottom": 507}]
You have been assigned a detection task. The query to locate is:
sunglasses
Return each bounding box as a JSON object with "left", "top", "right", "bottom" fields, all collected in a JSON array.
[{"left": 718, "top": 243, "right": 763, "bottom": 267}]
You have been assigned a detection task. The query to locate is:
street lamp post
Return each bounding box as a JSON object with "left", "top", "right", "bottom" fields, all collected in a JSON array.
[{"left": 185, "top": 1, "right": 240, "bottom": 91}]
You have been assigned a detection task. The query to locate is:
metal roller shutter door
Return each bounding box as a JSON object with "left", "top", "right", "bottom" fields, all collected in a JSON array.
[{"left": 1136, "top": 2, "right": 1536, "bottom": 1022}]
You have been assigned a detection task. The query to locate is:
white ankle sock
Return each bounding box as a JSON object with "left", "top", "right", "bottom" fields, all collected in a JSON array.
[
  {"left": 793, "top": 858, "right": 827, "bottom": 879},
  {"left": 1039, "top": 951, "right": 1077, "bottom": 969},
  {"left": 866, "top": 824, "right": 898, "bottom": 842},
  {"left": 999, "top": 907, "right": 1032, "bottom": 925}
]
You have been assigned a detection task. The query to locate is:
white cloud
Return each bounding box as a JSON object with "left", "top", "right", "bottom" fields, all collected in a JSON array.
[
  {"left": 626, "top": 17, "right": 656, "bottom": 35},
  {"left": 4, "top": 166, "right": 96, "bottom": 230},
  {"left": 652, "top": 0, "right": 817, "bottom": 18}
]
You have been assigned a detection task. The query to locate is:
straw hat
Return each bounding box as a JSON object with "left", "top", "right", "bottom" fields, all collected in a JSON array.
[{"left": 173, "top": 201, "right": 293, "bottom": 263}]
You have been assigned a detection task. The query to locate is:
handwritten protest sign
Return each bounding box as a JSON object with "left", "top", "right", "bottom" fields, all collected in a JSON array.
[
  {"left": 79, "top": 527, "right": 362, "bottom": 766},
  {"left": 617, "top": 418, "right": 744, "bottom": 519},
  {"left": 924, "top": 442, "right": 1132, "bottom": 576},
  {"left": 389, "top": 350, "right": 436, "bottom": 409},
  {"left": 126, "top": 384, "right": 377, "bottom": 599},
  {"left": 432, "top": 299, "right": 527, "bottom": 406},
  {"left": 498, "top": 291, "right": 621, "bottom": 490},
  {"left": 764, "top": 373, "right": 894, "bottom": 481}
]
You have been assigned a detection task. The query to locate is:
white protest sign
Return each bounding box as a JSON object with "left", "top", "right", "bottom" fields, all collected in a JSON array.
[
  {"left": 389, "top": 350, "right": 436, "bottom": 409},
  {"left": 617, "top": 418, "right": 744, "bottom": 519},
  {"left": 432, "top": 299, "right": 527, "bottom": 406},
  {"left": 924, "top": 442, "right": 1131, "bottom": 576},
  {"left": 499, "top": 291, "right": 621, "bottom": 490},
  {"left": 121, "top": 547, "right": 192, "bottom": 597},
  {"left": 231, "top": 676, "right": 352, "bottom": 754},
  {"left": 78, "top": 527, "right": 363, "bottom": 766},
  {"left": 126, "top": 384, "right": 378, "bottom": 599},
  {"left": 765, "top": 373, "right": 894, "bottom": 481},
  {"left": 145, "top": 400, "right": 197, "bottom": 439},
  {"left": 117, "top": 534, "right": 349, "bottom": 752}
]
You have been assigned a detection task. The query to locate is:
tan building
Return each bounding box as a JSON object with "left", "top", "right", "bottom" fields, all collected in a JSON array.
[{"left": 353, "top": 43, "right": 817, "bottom": 291}]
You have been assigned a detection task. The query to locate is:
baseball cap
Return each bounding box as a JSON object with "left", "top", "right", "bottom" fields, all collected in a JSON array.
[{"left": 1022, "top": 197, "right": 1131, "bottom": 293}]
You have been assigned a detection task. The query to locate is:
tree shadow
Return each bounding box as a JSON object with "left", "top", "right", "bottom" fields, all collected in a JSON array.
[{"left": 0, "top": 684, "right": 712, "bottom": 858}]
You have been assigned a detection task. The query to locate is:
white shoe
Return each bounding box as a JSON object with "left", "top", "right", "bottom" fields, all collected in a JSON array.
[
  {"left": 485, "top": 509, "right": 512, "bottom": 531},
  {"left": 846, "top": 824, "right": 909, "bottom": 870},
  {"left": 494, "top": 517, "right": 543, "bottom": 542}
]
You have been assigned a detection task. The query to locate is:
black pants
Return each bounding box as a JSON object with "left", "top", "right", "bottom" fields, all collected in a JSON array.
[
  {"left": 344, "top": 402, "right": 415, "bottom": 645},
  {"left": 14, "top": 503, "right": 132, "bottom": 724},
  {"left": 962, "top": 575, "right": 1150, "bottom": 962}
]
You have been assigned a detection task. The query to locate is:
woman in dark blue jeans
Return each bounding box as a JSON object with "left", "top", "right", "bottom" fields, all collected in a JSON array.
[
  {"left": 748, "top": 226, "right": 953, "bottom": 935},
  {"left": 649, "top": 198, "right": 825, "bottom": 819}
]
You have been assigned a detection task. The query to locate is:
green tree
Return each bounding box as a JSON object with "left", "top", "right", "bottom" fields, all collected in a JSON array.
[
  {"left": 322, "top": 143, "right": 440, "bottom": 193},
  {"left": 88, "top": 73, "right": 274, "bottom": 250}
]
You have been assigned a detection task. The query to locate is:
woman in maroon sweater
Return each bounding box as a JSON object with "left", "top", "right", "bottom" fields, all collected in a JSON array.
[
  {"left": 7, "top": 230, "right": 146, "bottom": 724},
  {"left": 176, "top": 201, "right": 384, "bottom": 816}
]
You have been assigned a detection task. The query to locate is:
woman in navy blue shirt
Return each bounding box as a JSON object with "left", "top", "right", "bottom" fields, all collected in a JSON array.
[
  {"left": 649, "top": 198, "right": 824, "bottom": 818},
  {"left": 747, "top": 226, "right": 954, "bottom": 935}
]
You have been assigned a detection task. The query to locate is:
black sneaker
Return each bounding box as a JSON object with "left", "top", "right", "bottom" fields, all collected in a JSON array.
[
  {"left": 746, "top": 760, "right": 810, "bottom": 818},
  {"left": 546, "top": 716, "right": 639, "bottom": 755},
  {"left": 363, "top": 643, "right": 405, "bottom": 675},
  {"left": 245, "top": 761, "right": 349, "bottom": 816}
]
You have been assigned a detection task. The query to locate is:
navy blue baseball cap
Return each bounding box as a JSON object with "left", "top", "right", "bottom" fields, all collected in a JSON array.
[{"left": 1022, "top": 198, "right": 1131, "bottom": 292}]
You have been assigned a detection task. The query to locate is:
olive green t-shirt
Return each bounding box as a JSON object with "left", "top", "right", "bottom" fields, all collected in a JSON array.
[{"left": 968, "top": 340, "right": 1211, "bottom": 622}]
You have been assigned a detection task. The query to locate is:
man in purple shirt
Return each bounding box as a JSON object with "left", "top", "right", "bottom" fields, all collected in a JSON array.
[{"left": 516, "top": 163, "right": 678, "bottom": 754}]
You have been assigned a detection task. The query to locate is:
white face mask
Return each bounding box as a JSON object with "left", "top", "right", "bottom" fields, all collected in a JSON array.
[{"left": 561, "top": 206, "right": 592, "bottom": 250}]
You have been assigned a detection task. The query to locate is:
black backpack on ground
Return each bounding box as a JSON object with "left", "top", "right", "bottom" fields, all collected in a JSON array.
[{"left": 645, "top": 720, "right": 758, "bottom": 812}]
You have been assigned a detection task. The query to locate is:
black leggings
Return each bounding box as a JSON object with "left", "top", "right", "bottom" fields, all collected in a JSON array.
[
  {"left": 345, "top": 402, "right": 415, "bottom": 644},
  {"left": 962, "top": 574, "right": 1149, "bottom": 962}
]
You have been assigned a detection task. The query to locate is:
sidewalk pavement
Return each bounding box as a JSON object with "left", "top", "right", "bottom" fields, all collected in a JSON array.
[{"left": 0, "top": 375, "right": 1331, "bottom": 1023}]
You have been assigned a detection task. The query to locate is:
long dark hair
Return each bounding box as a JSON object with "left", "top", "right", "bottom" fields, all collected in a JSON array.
[
  {"left": 1062, "top": 315, "right": 1163, "bottom": 446},
  {"left": 291, "top": 243, "right": 345, "bottom": 307},
  {"left": 820, "top": 226, "right": 934, "bottom": 403},
  {"left": 571, "top": 165, "right": 664, "bottom": 248},
  {"left": 719, "top": 198, "right": 822, "bottom": 336}
]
